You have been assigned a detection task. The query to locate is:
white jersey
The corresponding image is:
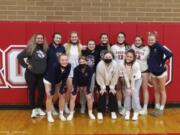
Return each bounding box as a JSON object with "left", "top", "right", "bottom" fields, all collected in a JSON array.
[
  {"left": 111, "top": 44, "right": 126, "bottom": 65},
  {"left": 64, "top": 43, "right": 82, "bottom": 77},
  {"left": 131, "top": 44, "right": 150, "bottom": 72}
]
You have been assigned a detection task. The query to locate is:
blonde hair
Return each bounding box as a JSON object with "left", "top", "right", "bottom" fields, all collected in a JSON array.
[
  {"left": 65, "top": 31, "right": 82, "bottom": 56},
  {"left": 26, "top": 33, "right": 48, "bottom": 55},
  {"left": 56, "top": 53, "right": 68, "bottom": 60},
  {"left": 148, "top": 31, "right": 158, "bottom": 38}
]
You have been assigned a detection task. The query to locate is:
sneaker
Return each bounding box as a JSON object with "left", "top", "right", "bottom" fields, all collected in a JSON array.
[
  {"left": 150, "top": 109, "right": 164, "bottom": 117},
  {"left": 80, "top": 104, "right": 86, "bottom": 114},
  {"left": 88, "top": 112, "right": 96, "bottom": 120},
  {"left": 111, "top": 112, "right": 117, "bottom": 120},
  {"left": 37, "top": 108, "right": 46, "bottom": 116},
  {"left": 67, "top": 112, "right": 74, "bottom": 121},
  {"left": 31, "top": 108, "right": 38, "bottom": 118},
  {"left": 132, "top": 112, "right": 139, "bottom": 121},
  {"left": 47, "top": 112, "right": 54, "bottom": 123},
  {"left": 59, "top": 114, "right": 66, "bottom": 121},
  {"left": 97, "top": 112, "right": 103, "bottom": 120},
  {"left": 124, "top": 111, "right": 130, "bottom": 120},
  {"left": 139, "top": 108, "right": 148, "bottom": 115},
  {"left": 119, "top": 107, "right": 125, "bottom": 116}
]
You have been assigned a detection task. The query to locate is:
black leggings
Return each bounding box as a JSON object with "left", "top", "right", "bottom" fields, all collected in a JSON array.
[
  {"left": 97, "top": 86, "right": 118, "bottom": 113},
  {"left": 25, "top": 69, "right": 45, "bottom": 109}
]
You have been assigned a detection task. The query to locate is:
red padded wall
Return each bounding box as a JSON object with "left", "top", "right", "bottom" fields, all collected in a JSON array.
[{"left": 0, "top": 22, "right": 178, "bottom": 105}]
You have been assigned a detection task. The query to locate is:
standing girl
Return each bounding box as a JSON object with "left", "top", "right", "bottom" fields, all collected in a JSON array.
[
  {"left": 64, "top": 32, "right": 83, "bottom": 114},
  {"left": 17, "top": 33, "right": 48, "bottom": 118},
  {"left": 96, "top": 51, "right": 119, "bottom": 120},
  {"left": 47, "top": 32, "right": 65, "bottom": 116},
  {"left": 132, "top": 36, "right": 150, "bottom": 115},
  {"left": 111, "top": 32, "right": 131, "bottom": 115},
  {"left": 82, "top": 40, "right": 99, "bottom": 107},
  {"left": 96, "top": 33, "right": 111, "bottom": 63},
  {"left": 120, "top": 49, "right": 142, "bottom": 121},
  {"left": 147, "top": 32, "right": 173, "bottom": 117},
  {"left": 67, "top": 56, "right": 95, "bottom": 120},
  {"left": 44, "top": 54, "right": 71, "bottom": 122}
]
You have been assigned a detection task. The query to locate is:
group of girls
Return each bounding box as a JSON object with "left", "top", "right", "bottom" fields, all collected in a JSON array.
[{"left": 17, "top": 31, "right": 173, "bottom": 123}]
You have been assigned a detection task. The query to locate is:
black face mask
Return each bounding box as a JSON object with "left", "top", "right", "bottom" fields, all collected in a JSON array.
[
  {"left": 79, "top": 64, "right": 86, "bottom": 69},
  {"left": 104, "top": 59, "right": 112, "bottom": 64}
]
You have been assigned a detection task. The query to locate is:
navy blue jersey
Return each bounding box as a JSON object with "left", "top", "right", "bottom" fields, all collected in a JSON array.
[
  {"left": 44, "top": 63, "right": 71, "bottom": 94},
  {"left": 47, "top": 44, "right": 65, "bottom": 70},
  {"left": 148, "top": 42, "right": 173, "bottom": 76},
  {"left": 72, "top": 65, "right": 93, "bottom": 95}
]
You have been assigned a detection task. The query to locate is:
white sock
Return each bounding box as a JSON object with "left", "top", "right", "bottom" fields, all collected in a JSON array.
[
  {"left": 88, "top": 110, "right": 92, "bottom": 114},
  {"left": 155, "top": 103, "right": 160, "bottom": 109},
  {"left": 159, "top": 105, "right": 165, "bottom": 110},
  {"left": 118, "top": 101, "right": 122, "bottom": 108},
  {"left": 47, "top": 111, "right": 52, "bottom": 116},
  {"left": 143, "top": 104, "right": 148, "bottom": 110},
  {"left": 59, "top": 110, "right": 63, "bottom": 115}
]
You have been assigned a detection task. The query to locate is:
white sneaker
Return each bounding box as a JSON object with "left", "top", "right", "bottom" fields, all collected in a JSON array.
[
  {"left": 64, "top": 104, "right": 70, "bottom": 114},
  {"left": 52, "top": 106, "right": 58, "bottom": 116},
  {"left": 88, "top": 112, "right": 96, "bottom": 120},
  {"left": 47, "top": 112, "right": 54, "bottom": 123},
  {"left": 119, "top": 108, "right": 125, "bottom": 116},
  {"left": 124, "top": 111, "right": 130, "bottom": 120},
  {"left": 59, "top": 114, "right": 66, "bottom": 121},
  {"left": 111, "top": 112, "right": 117, "bottom": 120},
  {"left": 80, "top": 104, "right": 86, "bottom": 114},
  {"left": 37, "top": 108, "right": 46, "bottom": 116},
  {"left": 97, "top": 112, "right": 103, "bottom": 120},
  {"left": 31, "top": 108, "right": 38, "bottom": 118},
  {"left": 132, "top": 112, "right": 139, "bottom": 121},
  {"left": 67, "top": 112, "right": 74, "bottom": 121},
  {"left": 139, "top": 109, "right": 148, "bottom": 115}
]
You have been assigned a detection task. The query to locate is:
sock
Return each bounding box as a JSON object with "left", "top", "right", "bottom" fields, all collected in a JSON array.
[
  {"left": 160, "top": 105, "right": 165, "bottom": 110},
  {"left": 118, "top": 101, "right": 122, "bottom": 108},
  {"left": 59, "top": 110, "right": 63, "bottom": 115},
  {"left": 88, "top": 110, "right": 92, "bottom": 114},
  {"left": 47, "top": 111, "right": 52, "bottom": 116},
  {"left": 155, "top": 103, "right": 160, "bottom": 109},
  {"left": 143, "top": 104, "right": 148, "bottom": 110}
]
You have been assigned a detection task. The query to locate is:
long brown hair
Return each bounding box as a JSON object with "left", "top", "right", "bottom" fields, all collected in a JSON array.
[{"left": 26, "top": 33, "right": 48, "bottom": 55}]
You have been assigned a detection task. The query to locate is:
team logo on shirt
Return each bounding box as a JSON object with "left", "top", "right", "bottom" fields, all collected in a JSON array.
[
  {"left": 36, "top": 50, "right": 46, "bottom": 58},
  {"left": 86, "top": 55, "right": 95, "bottom": 67}
]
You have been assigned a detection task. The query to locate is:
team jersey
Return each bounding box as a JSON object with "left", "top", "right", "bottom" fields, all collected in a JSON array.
[
  {"left": 132, "top": 44, "right": 150, "bottom": 72},
  {"left": 111, "top": 44, "right": 131, "bottom": 65}
]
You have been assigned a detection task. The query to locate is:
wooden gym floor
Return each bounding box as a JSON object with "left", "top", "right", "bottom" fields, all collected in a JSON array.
[{"left": 0, "top": 108, "right": 180, "bottom": 135}]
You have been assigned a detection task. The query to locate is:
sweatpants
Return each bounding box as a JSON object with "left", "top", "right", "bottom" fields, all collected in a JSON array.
[
  {"left": 124, "top": 79, "right": 142, "bottom": 112},
  {"left": 25, "top": 69, "right": 45, "bottom": 109},
  {"left": 97, "top": 86, "right": 118, "bottom": 113}
]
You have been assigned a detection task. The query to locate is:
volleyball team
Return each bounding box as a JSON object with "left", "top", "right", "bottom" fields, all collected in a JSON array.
[{"left": 17, "top": 31, "right": 173, "bottom": 123}]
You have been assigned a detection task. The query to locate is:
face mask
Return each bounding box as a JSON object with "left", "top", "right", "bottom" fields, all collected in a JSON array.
[
  {"left": 79, "top": 64, "right": 86, "bottom": 69},
  {"left": 104, "top": 59, "right": 112, "bottom": 64}
]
